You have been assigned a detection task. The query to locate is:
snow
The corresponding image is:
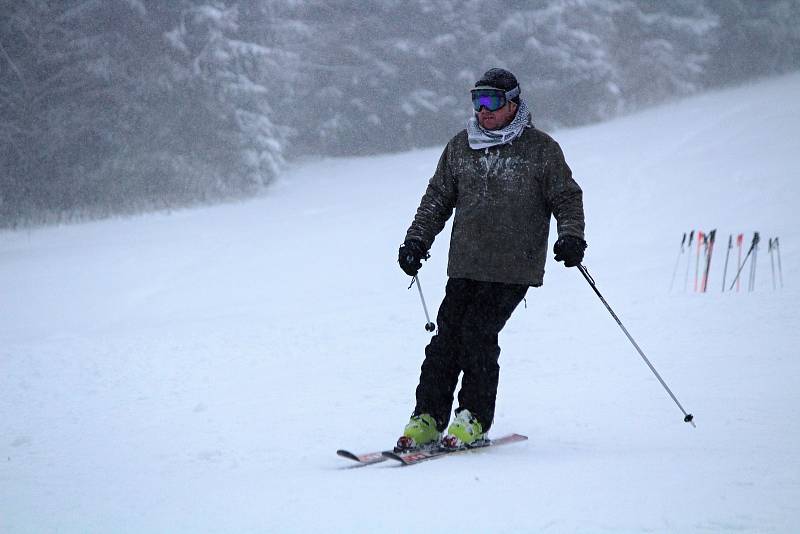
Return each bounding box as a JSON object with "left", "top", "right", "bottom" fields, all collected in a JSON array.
[{"left": 2, "top": 73, "right": 800, "bottom": 532}]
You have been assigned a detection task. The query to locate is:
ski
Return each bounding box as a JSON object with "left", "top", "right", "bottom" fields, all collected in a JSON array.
[
  {"left": 381, "top": 433, "right": 528, "bottom": 466},
  {"left": 337, "top": 441, "right": 441, "bottom": 465},
  {"left": 701, "top": 229, "right": 717, "bottom": 292},
  {"left": 336, "top": 449, "right": 388, "bottom": 465}
]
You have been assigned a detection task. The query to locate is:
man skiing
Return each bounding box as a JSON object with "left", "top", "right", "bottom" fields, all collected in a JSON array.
[{"left": 397, "top": 68, "right": 586, "bottom": 451}]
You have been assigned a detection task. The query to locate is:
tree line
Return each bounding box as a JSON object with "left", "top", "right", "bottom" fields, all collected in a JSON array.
[{"left": 1, "top": 0, "right": 798, "bottom": 228}]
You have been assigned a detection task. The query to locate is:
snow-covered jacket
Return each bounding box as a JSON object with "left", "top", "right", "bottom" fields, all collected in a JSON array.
[{"left": 405, "top": 127, "right": 585, "bottom": 286}]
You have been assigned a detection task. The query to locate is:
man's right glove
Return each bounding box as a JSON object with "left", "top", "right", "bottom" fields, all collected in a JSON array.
[
  {"left": 553, "top": 235, "right": 587, "bottom": 267},
  {"left": 398, "top": 239, "right": 429, "bottom": 276}
]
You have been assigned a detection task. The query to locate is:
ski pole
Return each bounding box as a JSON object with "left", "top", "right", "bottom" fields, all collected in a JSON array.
[
  {"left": 776, "top": 237, "right": 783, "bottom": 289},
  {"left": 749, "top": 235, "right": 759, "bottom": 292},
  {"left": 769, "top": 239, "right": 776, "bottom": 291},
  {"left": 702, "top": 229, "right": 716, "bottom": 293},
  {"left": 694, "top": 231, "right": 704, "bottom": 292},
  {"left": 684, "top": 230, "right": 694, "bottom": 292},
  {"left": 410, "top": 275, "right": 436, "bottom": 332},
  {"left": 736, "top": 234, "right": 743, "bottom": 292},
  {"left": 729, "top": 232, "right": 760, "bottom": 291},
  {"left": 722, "top": 234, "right": 732, "bottom": 292},
  {"left": 577, "top": 264, "right": 695, "bottom": 427},
  {"left": 669, "top": 232, "right": 687, "bottom": 293}
]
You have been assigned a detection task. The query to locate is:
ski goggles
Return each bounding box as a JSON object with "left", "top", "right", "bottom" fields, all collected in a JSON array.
[{"left": 471, "top": 85, "right": 520, "bottom": 112}]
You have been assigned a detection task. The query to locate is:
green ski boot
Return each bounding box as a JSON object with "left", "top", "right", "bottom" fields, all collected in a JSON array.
[
  {"left": 441, "top": 409, "right": 486, "bottom": 450},
  {"left": 395, "top": 413, "right": 441, "bottom": 452}
]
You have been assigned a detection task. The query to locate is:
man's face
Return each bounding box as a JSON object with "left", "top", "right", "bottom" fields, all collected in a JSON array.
[{"left": 477, "top": 101, "right": 518, "bottom": 131}]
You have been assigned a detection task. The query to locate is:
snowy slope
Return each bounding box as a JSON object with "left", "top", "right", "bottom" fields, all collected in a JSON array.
[{"left": 2, "top": 73, "right": 799, "bottom": 533}]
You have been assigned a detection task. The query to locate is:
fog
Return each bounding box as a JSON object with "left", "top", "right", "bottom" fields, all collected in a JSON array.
[{"left": 1, "top": 0, "right": 799, "bottom": 228}]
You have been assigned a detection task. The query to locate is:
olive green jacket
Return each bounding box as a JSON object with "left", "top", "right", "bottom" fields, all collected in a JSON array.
[{"left": 405, "top": 127, "right": 585, "bottom": 286}]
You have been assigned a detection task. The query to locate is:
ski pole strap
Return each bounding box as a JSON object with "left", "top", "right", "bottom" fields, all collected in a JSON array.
[
  {"left": 580, "top": 264, "right": 596, "bottom": 286},
  {"left": 577, "top": 264, "right": 695, "bottom": 427}
]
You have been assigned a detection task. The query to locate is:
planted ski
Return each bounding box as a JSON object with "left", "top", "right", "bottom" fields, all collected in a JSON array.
[{"left": 382, "top": 433, "right": 528, "bottom": 466}]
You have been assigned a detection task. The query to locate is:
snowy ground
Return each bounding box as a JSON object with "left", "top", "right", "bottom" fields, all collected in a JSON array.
[{"left": 2, "top": 73, "right": 799, "bottom": 533}]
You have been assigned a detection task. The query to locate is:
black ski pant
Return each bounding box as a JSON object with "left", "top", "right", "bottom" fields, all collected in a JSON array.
[{"left": 414, "top": 277, "right": 528, "bottom": 432}]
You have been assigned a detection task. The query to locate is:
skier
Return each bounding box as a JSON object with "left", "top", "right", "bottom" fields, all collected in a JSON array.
[{"left": 397, "top": 68, "right": 586, "bottom": 451}]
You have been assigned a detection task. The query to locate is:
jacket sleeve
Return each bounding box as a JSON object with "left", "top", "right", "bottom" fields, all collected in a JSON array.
[
  {"left": 404, "top": 143, "right": 458, "bottom": 250},
  {"left": 542, "top": 140, "right": 585, "bottom": 240}
]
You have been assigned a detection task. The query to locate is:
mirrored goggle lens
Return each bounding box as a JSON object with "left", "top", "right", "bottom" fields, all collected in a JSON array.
[{"left": 471, "top": 91, "right": 506, "bottom": 112}]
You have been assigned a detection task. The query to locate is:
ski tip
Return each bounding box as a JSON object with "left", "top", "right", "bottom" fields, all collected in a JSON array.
[{"left": 336, "top": 449, "right": 359, "bottom": 461}]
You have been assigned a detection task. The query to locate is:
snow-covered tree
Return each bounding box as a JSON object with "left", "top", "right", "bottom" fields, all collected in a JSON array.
[{"left": 2, "top": 0, "right": 799, "bottom": 227}]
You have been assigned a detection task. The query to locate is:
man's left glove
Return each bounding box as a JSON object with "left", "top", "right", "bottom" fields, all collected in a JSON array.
[
  {"left": 553, "top": 235, "right": 587, "bottom": 267},
  {"left": 398, "top": 239, "right": 429, "bottom": 276}
]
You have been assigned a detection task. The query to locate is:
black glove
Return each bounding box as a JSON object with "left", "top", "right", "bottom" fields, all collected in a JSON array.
[
  {"left": 553, "top": 235, "right": 587, "bottom": 267},
  {"left": 398, "top": 239, "right": 429, "bottom": 276}
]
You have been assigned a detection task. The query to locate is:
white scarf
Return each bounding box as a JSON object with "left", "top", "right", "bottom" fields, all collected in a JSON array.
[{"left": 467, "top": 98, "right": 532, "bottom": 150}]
